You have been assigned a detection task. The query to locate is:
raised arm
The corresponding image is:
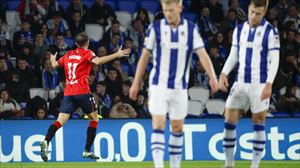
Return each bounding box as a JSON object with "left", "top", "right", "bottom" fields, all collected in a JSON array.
[
  {"left": 91, "top": 47, "right": 131, "bottom": 65},
  {"left": 50, "top": 52, "right": 59, "bottom": 68}
]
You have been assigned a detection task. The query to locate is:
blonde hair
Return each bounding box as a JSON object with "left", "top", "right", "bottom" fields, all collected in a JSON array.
[{"left": 160, "top": 0, "right": 180, "bottom": 4}]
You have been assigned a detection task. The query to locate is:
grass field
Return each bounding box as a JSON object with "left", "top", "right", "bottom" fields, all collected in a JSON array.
[{"left": 1, "top": 161, "right": 299, "bottom": 168}]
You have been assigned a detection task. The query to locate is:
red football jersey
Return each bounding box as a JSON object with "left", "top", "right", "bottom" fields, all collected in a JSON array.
[{"left": 58, "top": 48, "right": 96, "bottom": 96}]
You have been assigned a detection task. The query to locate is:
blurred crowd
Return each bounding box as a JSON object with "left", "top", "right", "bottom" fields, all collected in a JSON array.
[{"left": 0, "top": 0, "right": 299, "bottom": 120}]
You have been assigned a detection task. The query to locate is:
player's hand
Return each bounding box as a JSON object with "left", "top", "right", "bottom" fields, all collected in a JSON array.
[
  {"left": 117, "top": 46, "right": 131, "bottom": 58},
  {"left": 50, "top": 52, "right": 57, "bottom": 61},
  {"left": 129, "top": 82, "right": 139, "bottom": 101},
  {"left": 209, "top": 77, "right": 219, "bottom": 94},
  {"left": 218, "top": 73, "right": 229, "bottom": 92},
  {"left": 260, "top": 83, "right": 272, "bottom": 101}
]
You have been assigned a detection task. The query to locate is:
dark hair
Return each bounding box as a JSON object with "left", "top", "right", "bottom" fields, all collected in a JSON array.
[
  {"left": 75, "top": 32, "right": 89, "bottom": 47},
  {"left": 97, "top": 81, "right": 106, "bottom": 86},
  {"left": 250, "top": 0, "right": 268, "bottom": 8}
]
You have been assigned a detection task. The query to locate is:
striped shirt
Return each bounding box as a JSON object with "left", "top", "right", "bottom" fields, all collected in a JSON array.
[
  {"left": 144, "top": 18, "right": 204, "bottom": 89},
  {"left": 232, "top": 18, "right": 280, "bottom": 83}
]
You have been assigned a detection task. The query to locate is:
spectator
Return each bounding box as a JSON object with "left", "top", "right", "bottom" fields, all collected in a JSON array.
[
  {"left": 228, "top": 0, "right": 247, "bottom": 22},
  {"left": 109, "top": 101, "right": 137, "bottom": 118},
  {"left": 14, "top": 57, "right": 37, "bottom": 88},
  {"left": 111, "top": 59, "right": 129, "bottom": 81},
  {"left": 40, "top": 24, "right": 55, "bottom": 45},
  {"left": 104, "top": 67, "right": 122, "bottom": 99},
  {"left": 97, "top": 45, "right": 108, "bottom": 57},
  {"left": 120, "top": 80, "right": 136, "bottom": 106},
  {"left": 193, "top": 62, "right": 210, "bottom": 88},
  {"left": 89, "top": 0, "right": 116, "bottom": 27},
  {"left": 33, "top": 32, "right": 49, "bottom": 64},
  {"left": 44, "top": 0, "right": 65, "bottom": 21},
  {"left": 25, "top": 94, "right": 48, "bottom": 117},
  {"left": 6, "top": 73, "right": 30, "bottom": 103},
  {"left": 88, "top": 72, "right": 98, "bottom": 93},
  {"left": 106, "top": 33, "right": 121, "bottom": 54},
  {"left": 0, "top": 89, "right": 24, "bottom": 119},
  {"left": 282, "top": 29, "right": 299, "bottom": 54},
  {"left": 0, "top": 18, "right": 11, "bottom": 45},
  {"left": 277, "top": 85, "right": 300, "bottom": 115},
  {"left": 209, "top": 44, "right": 224, "bottom": 77},
  {"left": 213, "top": 32, "right": 228, "bottom": 60},
  {"left": 127, "top": 19, "right": 145, "bottom": 51},
  {"left": 124, "top": 37, "right": 138, "bottom": 76},
  {"left": 42, "top": 59, "right": 59, "bottom": 90},
  {"left": 0, "top": 58, "right": 12, "bottom": 90},
  {"left": 54, "top": 33, "right": 71, "bottom": 58},
  {"left": 66, "top": 0, "right": 89, "bottom": 23},
  {"left": 284, "top": 5, "right": 300, "bottom": 32},
  {"left": 69, "top": 11, "right": 85, "bottom": 38},
  {"left": 272, "top": 0, "right": 289, "bottom": 23},
  {"left": 189, "top": 0, "right": 204, "bottom": 14},
  {"left": 94, "top": 81, "right": 112, "bottom": 118},
  {"left": 220, "top": 8, "right": 240, "bottom": 34},
  {"left": 48, "top": 80, "right": 65, "bottom": 116},
  {"left": 17, "top": 0, "right": 46, "bottom": 24},
  {"left": 46, "top": 12, "right": 72, "bottom": 38},
  {"left": 102, "top": 20, "right": 126, "bottom": 46},
  {"left": 198, "top": 6, "right": 218, "bottom": 41},
  {"left": 266, "top": 8, "right": 282, "bottom": 30},
  {"left": 13, "top": 20, "right": 34, "bottom": 52},
  {"left": 35, "top": 107, "right": 48, "bottom": 119},
  {"left": 136, "top": 91, "right": 150, "bottom": 118},
  {"left": 206, "top": 0, "right": 224, "bottom": 24},
  {"left": 136, "top": 8, "right": 150, "bottom": 29},
  {"left": 91, "top": 64, "right": 105, "bottom": 82}
]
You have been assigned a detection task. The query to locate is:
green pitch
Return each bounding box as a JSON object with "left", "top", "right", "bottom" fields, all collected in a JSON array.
[{"left": 1, "top": 161, "right": 300, "bottom": 168}]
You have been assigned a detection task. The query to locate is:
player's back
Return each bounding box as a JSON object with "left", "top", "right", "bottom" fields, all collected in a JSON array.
[{"left": 58, "top": 48, "right": 96, "bottom": 96}]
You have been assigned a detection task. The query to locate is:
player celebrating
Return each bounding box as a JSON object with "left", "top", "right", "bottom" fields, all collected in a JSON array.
[
  {"left": 218, "top": 0, "right": 280, "bottom": 168},
  {"left": 40, "top": 32, "right": 130, "bottom": 162},
  {"left": 129, "top": 0, "right": 218, "bottom": 167}
]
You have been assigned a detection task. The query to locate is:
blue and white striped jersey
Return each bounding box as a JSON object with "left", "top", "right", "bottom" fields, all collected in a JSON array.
[
  {"left": 144, "top": 18, "right": 204, "bottom": 89},
  {"left": 232, "top": 18, "right": 280, "bottom": 83}
]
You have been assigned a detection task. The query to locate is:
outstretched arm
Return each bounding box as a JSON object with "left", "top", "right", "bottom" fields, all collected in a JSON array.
[{"left": 92, "top": 47, "right": 131, "bottom": 65}]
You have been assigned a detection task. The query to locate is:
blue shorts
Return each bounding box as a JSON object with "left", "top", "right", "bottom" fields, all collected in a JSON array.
[{"left": 60, "top": 93, "right": 97, "bottom": 114}]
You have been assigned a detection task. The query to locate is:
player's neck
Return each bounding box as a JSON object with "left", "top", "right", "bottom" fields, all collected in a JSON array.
[{"left": 170, "top": 17, "right": 181, "bottom": 28}]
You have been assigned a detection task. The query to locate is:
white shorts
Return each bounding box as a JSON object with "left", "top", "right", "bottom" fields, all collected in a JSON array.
[
  {"left": 148, "top": 85, "right": 188, "bottom": 120},
  {"left": 226, "top": 82, "right": 270, "bottom": 113}
]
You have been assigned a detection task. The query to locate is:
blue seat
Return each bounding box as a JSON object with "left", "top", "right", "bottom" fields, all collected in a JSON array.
[
  {"left": 83, "top": 0, "right": 93, "bottom": 8},
  {"left": 118, "top": 0, "right": 138, "bottom": 14},
  {"left": 58, "top": 0, "right": 70, "bottom": 11},
  {"left": 293, "top": 112, "right": 300, "bottom": 117},
  {"left": 7, "top": 0, "right": 20, "bottom": 11},
  {"left": 72, "top": 113, "right": 82, "bottom": 119},
  {"left": 272, "top": 111, "right": 291, "bottom": 117},
  {"left": 182, "top": 12, "right": 198, "bottom": 22},
  {"left": 140, "top": 0, "right": 160, "bottom": 14},
  {"left": 64, "top": 37, "right": 75, "bottom": 48},
  {"left": 106, "top": 0, "right": 117, "bottom": 11}
]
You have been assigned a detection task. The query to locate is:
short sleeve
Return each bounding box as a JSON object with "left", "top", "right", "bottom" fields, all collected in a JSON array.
[
  {"left": 193, "top": 24, "right": 204, "bottom": 50},
  {"left": 231, "top": 27, "right": 238, "bottom": 47},
  {"left": 87, "top": 50, "right": 97, "bottom": 63},
  {"left": 268, "top": 28, "right": 280, "bottom": 51},
  {"left": 143, "top": 24, "right": 156, "bottom": 51},
  {"left": 58, "top": 56, "right": 65, "bottom": 67}
]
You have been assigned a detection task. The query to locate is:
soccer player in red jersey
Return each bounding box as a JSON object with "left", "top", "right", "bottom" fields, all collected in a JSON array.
[{"left": 40, "top": 32, "right": 130, "bottom": 162}]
